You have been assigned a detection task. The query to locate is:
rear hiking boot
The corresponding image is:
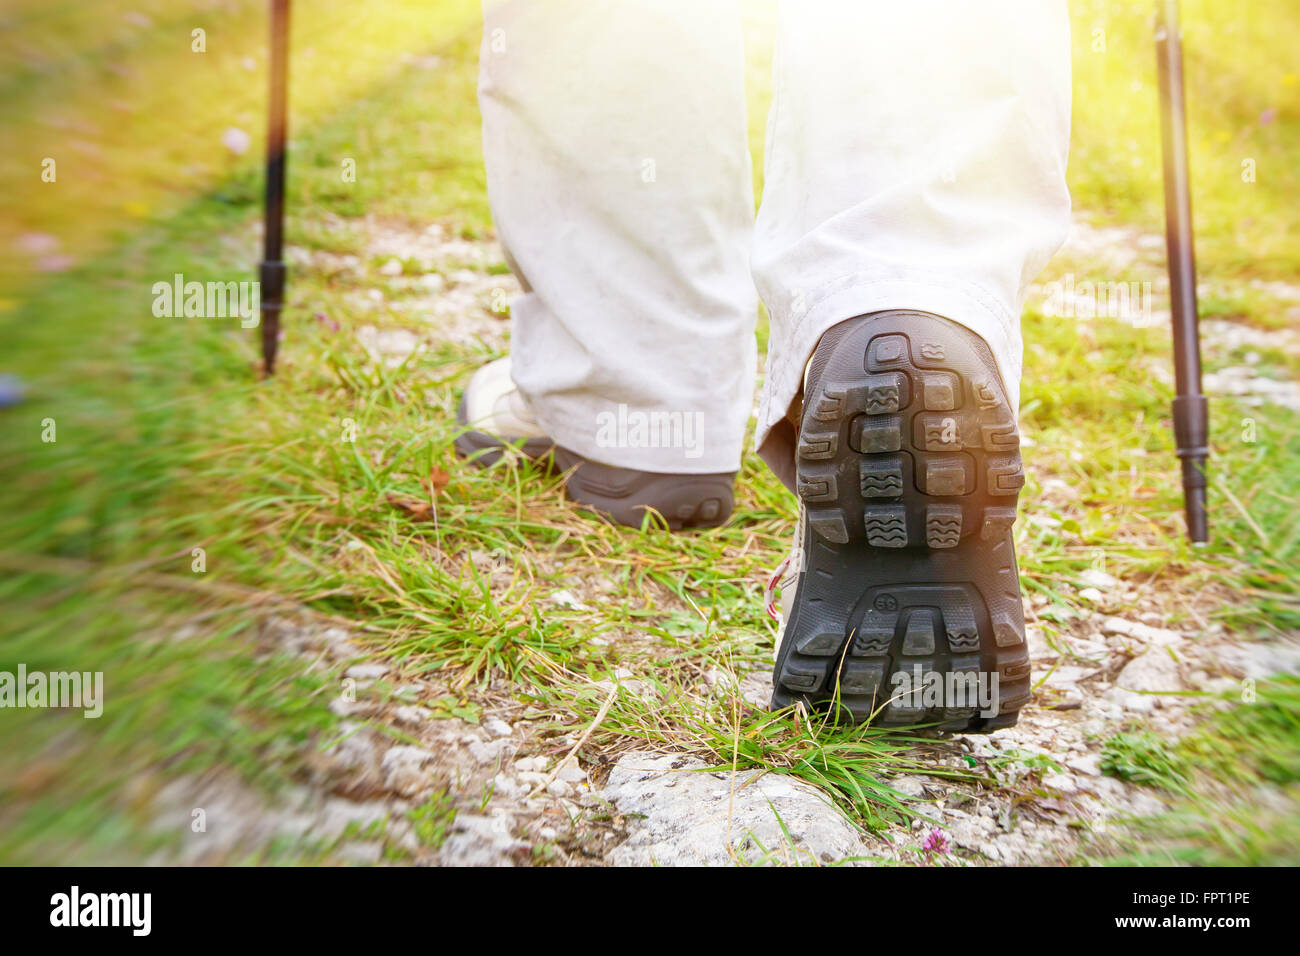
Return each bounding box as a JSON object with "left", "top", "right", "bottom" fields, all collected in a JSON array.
[
  {"left": 454, "top": 356, "right": 556, "bottom": 467},
  {"left": 455, "top": 356, "right": 736, "bottom": 530},
  {"left": 769, "top": 310, "right": 1031, "bottom": 732}
]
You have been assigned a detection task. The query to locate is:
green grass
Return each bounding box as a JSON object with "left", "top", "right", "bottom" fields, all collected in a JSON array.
[
  {"left": 1016, "top": 301, "right": 1300, "bottom": 633},
  {"left": 1069, "top": 0, "right": 1300, "bottom": 278},
  {"left": 0, "top": 0, "right": 486, "bottom": 291},
  {"left": 1, "top": 0, "right": 1298, "bottom": 864},
  {"left": 1101, "top": 731, "right": 1188, "bottom": 787},
  {"left": 1094, "top": 677, "right": 1300, "bottom": 865},
  {"left": 408, "top": 787, "right": 457, "bottom": 849}
]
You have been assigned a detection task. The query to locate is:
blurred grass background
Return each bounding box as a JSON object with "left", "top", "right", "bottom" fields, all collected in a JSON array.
[
  {"left": 3, "top": 0, "right": 1297, "bottom": 290},
  {"left": 0, "top": 0, "right": 1297, "bottom": 864}
]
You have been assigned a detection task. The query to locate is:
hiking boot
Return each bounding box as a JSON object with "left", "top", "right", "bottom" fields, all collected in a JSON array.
[
  {"left": 768, "top": 310, "right": 1031, "bottom": 731},
  {"left": 455, "top": 357, "right": 735, "bottom": 530},
  {"left": 454, "top": 356, "right": 556, "bottom": 467}
]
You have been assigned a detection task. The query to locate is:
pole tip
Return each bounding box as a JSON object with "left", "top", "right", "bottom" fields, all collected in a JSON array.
[{"left": 1185, "top": 483, "right": 1208, "bottom": 544}]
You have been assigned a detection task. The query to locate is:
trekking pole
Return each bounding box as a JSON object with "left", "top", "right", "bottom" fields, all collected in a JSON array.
[
  {"left": 259, "top": 0, "right": 291, "bottom": 374},
  {"left": 1155, "top": 0, "right": 1209, "bottom": 543}
]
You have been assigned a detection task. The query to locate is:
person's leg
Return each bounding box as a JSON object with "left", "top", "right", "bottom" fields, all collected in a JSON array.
[
  {"left": 758, "top": 1, "right": 1071, "bottom": 728},
  {"left": 754, "top": 0, "right": 1071, "bottom": 488},
  {"left": 474, "top": 0, "right": 756, "bottom": 488}
]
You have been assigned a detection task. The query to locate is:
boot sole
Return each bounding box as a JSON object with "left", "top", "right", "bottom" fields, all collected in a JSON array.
[
  {"left": 454, "top": 396, "right": 735, "bottom": 531},
  {"left": 555, "top": 448, "right": 735, "bottom": 531},
  {"left": 771, "top": 311, "right": 1030, "bottom": 732},
  {"left": 454, "top": 394, "right": 557, "bottom": 467}
]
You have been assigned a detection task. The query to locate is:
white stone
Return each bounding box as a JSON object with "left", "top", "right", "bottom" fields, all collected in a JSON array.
[
  {"left": 324, "top": 724, "right": 381, "bottom": 771},
  {"left": 345, "top": 663, "right": 390, "bottom": 680},
  {"left": 1065, "top": 638, "right": 1110, "bottom": 660},
  {"left": 1214, "top": 640, "right": 1300, "bottom": 680},
  {"left": 550, "top": 589, "right": 589, "bottom": 610},
  {"left": 517, "top": 770, "right": 548, "bottom": 789},
  {"left": 1078, "top": 569, "right": 1120, "bottom": 590},
  {"left": 1104, "top": 686, "right": 1156, "bottom": 713},
  {"left": 1116, "top": 649, "right": 1183, "bottom": 695},
  {"left": 440, "top": 815, "right": 528, "bottom": 866},
  {"left": 356, "top": 326, "right": 422, "bottom": 366},
  {"left": 598, "top": 753, "right": 869, "bottom": 866},
  {"left": 318, "top": 797, "right": 391, "bottom": 837},
  {"left": 467, "top": 739, "right": 506, "bottom": 767},
  {"left": 392, "top": 705, "right": 429, "bottom": 726},
  {"left": 889, "top": 775, "right": 928, "bottom": 797},
  {"left": 328, "top": 697, "right": 373, "bottom": 718},
  {"left": 1044, "top": 665, "right": 1098, "bottom": 688},
  {"left": 1101, "top": 617, "right": 1182, "bottom": 646},
  {"left": 555, "top": 757, "right": 586, "bottom": 783},
  {"left": 1065, "top": 753, "right": 1103, "bottom": 777},
  {"left": 1042, "top": 771, "right": 1078, "bottom": 793},
  {"left": 491, "top": 774, "right": 526, "bottom": 800},
  {"left": 381, "top": 745, "right": 435, "bottom": 796},
  {"left": 1026, "top": 625, "right": 1057, "bottom": 661}
]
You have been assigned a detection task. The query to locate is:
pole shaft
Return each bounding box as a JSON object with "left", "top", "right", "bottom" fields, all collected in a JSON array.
[
  {"left": 1155, "top": 0, "right": 1209, "bottom": 542},
  {"left": 261, "top": 0, "right": 291, "bottom": 374}
]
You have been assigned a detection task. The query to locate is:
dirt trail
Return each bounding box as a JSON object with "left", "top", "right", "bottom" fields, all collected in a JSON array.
[{"left": 153, "top": 215, "right": 1300, "bottom": 866}]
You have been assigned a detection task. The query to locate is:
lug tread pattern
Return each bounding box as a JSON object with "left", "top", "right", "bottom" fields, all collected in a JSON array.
[
  {"left": 860, "top": 458, "right": 904, "bottom": 498},
  {"left": 773, "top": 312, "right": 1030, "bottom": 733},
  {"left": 925, "top": 504, "right": 963, "bottom": 549},
  {"left": 864, "top": 505, "right": 908, "bottom": 547}
]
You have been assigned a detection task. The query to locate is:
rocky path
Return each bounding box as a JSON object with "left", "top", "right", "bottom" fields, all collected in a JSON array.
[{"left": 154, "top": 214, "right": 1300, "bottom": 865}]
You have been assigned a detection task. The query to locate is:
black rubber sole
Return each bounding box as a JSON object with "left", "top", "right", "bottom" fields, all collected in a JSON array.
[
  {"left": 771, "top": 311, "right": 1031, "bottom": 732},
  {"left": 453, "top": 393, "right": 557, "bottom": 467},
  {"left": 454, "top": 395, "right": 735, "bottom": 531},
  {"left": 554, "top": 448, "right": 735, "bottom": 531}
]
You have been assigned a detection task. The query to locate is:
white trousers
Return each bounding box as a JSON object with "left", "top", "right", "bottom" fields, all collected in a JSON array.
[{"left": 478, "top": 0, "right": 1071, "bottom": 488}]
